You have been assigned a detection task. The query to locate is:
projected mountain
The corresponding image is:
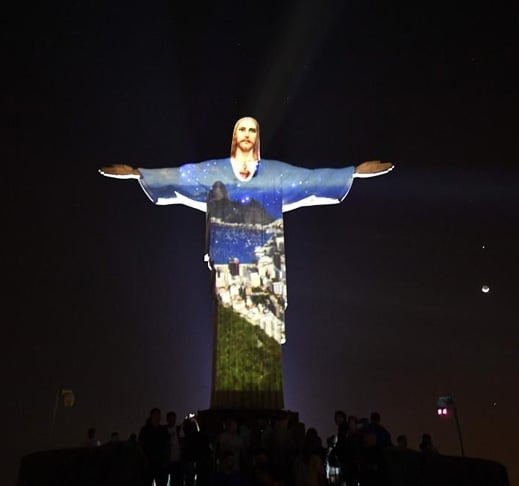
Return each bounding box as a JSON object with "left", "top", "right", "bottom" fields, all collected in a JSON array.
[{"left": 207, "top": 180, "right": 275, "bottom": 224}]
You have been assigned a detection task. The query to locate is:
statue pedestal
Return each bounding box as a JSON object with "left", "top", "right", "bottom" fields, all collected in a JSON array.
[
  {"left": 196, "top": 408, "right": 300, "bottom": 438},
  {"left": 210, "top": 389, "right": 284, "bottom": 410}
]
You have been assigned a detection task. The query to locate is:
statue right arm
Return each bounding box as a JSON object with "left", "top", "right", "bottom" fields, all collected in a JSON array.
[
  {"left": 99, "top": 161, "right": 211, "bottom": 212},
  {"left": 98, "top": 164, "right": 141, "bottom": 179}
]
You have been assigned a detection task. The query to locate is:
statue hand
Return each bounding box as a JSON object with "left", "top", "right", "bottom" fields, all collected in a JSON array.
[
  {"left": 98, "top": 164, "right": 141, "bottom": 179},
  {"left": 354, "top": 161, "right": 394, "bottom": 178}
]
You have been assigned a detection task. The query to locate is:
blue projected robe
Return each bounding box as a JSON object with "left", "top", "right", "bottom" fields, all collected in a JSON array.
[{"left": 138, "top": 158, "right": 355, "bottom": 409}]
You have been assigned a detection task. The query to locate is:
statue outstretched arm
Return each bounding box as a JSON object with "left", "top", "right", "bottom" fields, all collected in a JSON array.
[
  {"left": 354, "top": 160, "right": 394, "bottom": 178},
  {"left": 98, "top": 164, "right": 141, "bottom": 179}
]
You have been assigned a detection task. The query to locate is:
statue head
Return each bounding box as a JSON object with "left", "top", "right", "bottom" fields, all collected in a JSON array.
[{"left": 230, "top": 116, "right": 261, "bottom": 160}]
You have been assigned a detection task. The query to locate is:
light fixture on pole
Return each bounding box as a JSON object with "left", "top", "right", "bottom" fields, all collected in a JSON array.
[
  {"left": 49, "top": 388, "right": 76, "bottom": 445},
  {"left": 437, "top": 393, "right": 465, "bottom": 457}
]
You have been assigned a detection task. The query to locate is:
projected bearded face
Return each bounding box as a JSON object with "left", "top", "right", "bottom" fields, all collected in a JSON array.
[
  {"left": 236, "top": 119, "right": 257, "bottom": 150},
  {"left": 231, "top": 117, "right": 260, "bottom": 159}
]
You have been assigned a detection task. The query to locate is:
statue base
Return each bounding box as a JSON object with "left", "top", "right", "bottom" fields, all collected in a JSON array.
[
  {"left": 196, "top": 407, "right": 299, "bottom": 439},
  {"left": 210, "top": 389, "right": 284, "bottom": 410}
]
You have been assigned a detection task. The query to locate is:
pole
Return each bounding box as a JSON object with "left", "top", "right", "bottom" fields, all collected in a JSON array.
[
  {"left": 49, "top": 388, "right": 61, "bottom": 446},
  {"left": 453, "top": 406, "right": 465, "bottom": 457}
]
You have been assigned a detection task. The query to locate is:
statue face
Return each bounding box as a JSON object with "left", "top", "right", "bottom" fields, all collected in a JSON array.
[{"left": 235, "top": 118, "right": 258, "bottom": 153}]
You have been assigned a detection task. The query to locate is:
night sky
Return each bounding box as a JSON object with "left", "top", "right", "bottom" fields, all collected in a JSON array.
[{"left": 4, "top": 1, "right": 518, "bottom": 485}]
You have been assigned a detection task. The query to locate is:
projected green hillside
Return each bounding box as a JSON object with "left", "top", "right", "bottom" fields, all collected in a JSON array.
[{"left": 215, "top": 306, "right": 283, "bottom": 391}]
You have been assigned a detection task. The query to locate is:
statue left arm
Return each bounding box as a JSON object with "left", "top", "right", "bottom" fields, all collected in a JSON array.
[
  {"left": 278, "top": 159, "right": 393, "bottom": 212},
  {"left": 353, "top": 160, "right": 394, "bottom": 178}
]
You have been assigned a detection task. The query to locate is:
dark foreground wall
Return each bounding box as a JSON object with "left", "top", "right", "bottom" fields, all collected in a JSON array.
[
  {"left": 18, "top": 444, "right": 509, "bottom": 486},
  {"left": 17, "top": 442, "right": 148, "bottom": 486},
  {"left": 384, "top": 448, "right": 509, "bottom": 486}
]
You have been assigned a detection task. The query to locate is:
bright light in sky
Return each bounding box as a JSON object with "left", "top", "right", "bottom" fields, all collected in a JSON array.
[{"left": 482, "top": 285, "right": 490, "bottom": 293}]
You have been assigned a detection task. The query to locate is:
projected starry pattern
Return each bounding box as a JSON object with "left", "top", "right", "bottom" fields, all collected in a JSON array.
[{"left": 139, "top": 158, "right": 355, "bottom": 215}]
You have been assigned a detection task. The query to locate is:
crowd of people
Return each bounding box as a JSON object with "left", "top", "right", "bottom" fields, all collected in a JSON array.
[{"left": 82, "top": 408, "right": 440, "bottom": 486}]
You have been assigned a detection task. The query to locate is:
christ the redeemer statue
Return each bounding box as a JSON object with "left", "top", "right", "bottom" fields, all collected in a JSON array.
[{"left": 100, "top": 116, "right": 393, "bottom": 410}]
